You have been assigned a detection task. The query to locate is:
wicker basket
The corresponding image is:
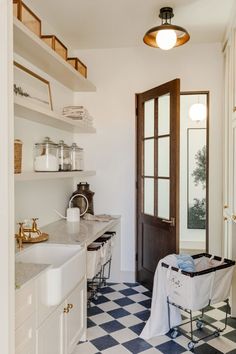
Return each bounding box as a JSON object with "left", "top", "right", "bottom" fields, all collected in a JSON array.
[{"left": 14, "top": 139, "right": 22, "bottom": 174}]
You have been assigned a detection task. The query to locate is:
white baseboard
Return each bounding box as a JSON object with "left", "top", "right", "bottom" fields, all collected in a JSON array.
[
  {"left": 180, "top": 240, "right": 205, "bottom": 250},
  {"left": 109, "top": 270, "right": 136, "bottom": 283}
]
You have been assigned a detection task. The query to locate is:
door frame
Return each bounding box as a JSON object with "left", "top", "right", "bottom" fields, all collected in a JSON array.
[
  {"left": 0, "top": 0, "right": 15, "bottom": 353},
  {"left": 181, "top": 91, "right": 209, "bottom": 253}
]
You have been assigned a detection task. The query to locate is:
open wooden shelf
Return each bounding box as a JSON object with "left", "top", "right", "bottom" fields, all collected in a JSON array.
[
  {"left": 14, "top": 97, "right": 96, "bottom": 133},
  {"left": 13, "top": 18, "right": 96, "bottom": 92},
  {"left": 15, "top": 170, "right": 96, "bottom": 182}
]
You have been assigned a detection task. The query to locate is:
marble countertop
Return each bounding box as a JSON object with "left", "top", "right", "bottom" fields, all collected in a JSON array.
[
  {"left": 15, "top": 262, "right": 50, "bottom": 290},
  {"left": 42, "top": 217, "right": 120, "bottom": 246},
  {"left": 15, "top": 216, "right": 120, "bottom": 289}
]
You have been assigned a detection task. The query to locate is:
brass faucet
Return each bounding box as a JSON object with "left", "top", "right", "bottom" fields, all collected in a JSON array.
[
  {"left": 15, "top": 222, "right": 25, "bottom": 250},
  {"left": 23, "top": 218, "right": 42, "bottom": 238},
  {"left": 15, "top": 218, "right": 48, "bottom": 248}
]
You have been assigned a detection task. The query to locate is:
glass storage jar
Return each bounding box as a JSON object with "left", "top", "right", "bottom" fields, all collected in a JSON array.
[
  {"left": 58, "top": 140, "right": 72, "bottom": 171},
  {"left": 34, "top": 137, "right": 59, "bottom": 171},
  {"left": 70, "top": 143, "right": 84, "bottom": 171}
]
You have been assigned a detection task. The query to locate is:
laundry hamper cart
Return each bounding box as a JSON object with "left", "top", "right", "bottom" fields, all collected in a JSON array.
[
  {"left": 161, "top": 253, "right": 235, "bottom": 351},
  {"left": 96, "top": 231, "right": 116, "bottom": 286},
  {"left": 87, "top": 242, "right": 105, "bottom": 305}
]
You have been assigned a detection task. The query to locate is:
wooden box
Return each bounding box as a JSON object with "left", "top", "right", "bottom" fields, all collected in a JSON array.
[
  {"left": 13, "top": 0, "right": 41, "bottom": 37},
  {"left": 67, "top": 57, "right": 87, "bottom": 78},
  {"left": 14, "top": 139, "right": 22, "bottom": 174},
  {"left": 41, "top": 35, "right": 68, "bottom": 60}
]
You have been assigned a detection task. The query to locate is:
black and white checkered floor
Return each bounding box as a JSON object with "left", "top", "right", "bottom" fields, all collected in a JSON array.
[{"left": 73, "top": 283, "right": 236, "bottom": 354}]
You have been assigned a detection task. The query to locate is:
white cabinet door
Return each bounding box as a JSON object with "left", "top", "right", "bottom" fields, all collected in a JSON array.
[
  {"left": 16, "top": 315, "right": 35, "bottom": 354},
  {"left": 66, "top": 279, "right": 86, "bottom": 354},
  {"left": 37, "top": 302, "right": 65, "bottom": 354}
]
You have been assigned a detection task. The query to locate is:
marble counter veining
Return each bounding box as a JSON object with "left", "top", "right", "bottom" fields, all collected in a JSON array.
[
  {"left": 41, "top": 217, "right": 120, "bottom": 246},
  {"left": 15, "top": 262, "right": 50, "bottom": 290}
]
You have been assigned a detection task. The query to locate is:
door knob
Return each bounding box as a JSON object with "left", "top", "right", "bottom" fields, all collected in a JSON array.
[{"left": 162, "top": 217, "right": 175, "bottom": 227}]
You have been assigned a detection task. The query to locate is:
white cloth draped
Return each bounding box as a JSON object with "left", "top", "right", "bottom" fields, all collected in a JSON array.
[{"left": 140, "top": 254, "right": 182, "bottom": 339}]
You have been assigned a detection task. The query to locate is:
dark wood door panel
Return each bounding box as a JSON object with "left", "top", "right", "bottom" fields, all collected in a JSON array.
[
  {"left": 136, "top": 79, "right": 180, "bottom": 289},
  {"left": 142, "top": 223, "right": 176, "bottom": 274}
]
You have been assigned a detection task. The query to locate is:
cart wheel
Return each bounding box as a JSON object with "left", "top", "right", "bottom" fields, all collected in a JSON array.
[
  {"left": 94, "top": 294, "right": 98, "bottom": 300},
  {"left": 170, "top": 329, "right": 179, "bottom": 339},
  {"left": 188, "top": 341, "right": 195, "bottom": 350},
  {"left": 214, "top": 331, "right": 220, "bottom": 337},
  {"left": 196, "top": 320, "right": 204, "bottom": 330}
]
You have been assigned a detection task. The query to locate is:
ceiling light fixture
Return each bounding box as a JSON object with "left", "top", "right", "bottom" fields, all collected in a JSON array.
[
  {"left": 143, "top": 7, "right": 190, "bottom": 50},
  {"left": 189, "top": 103, "right": 207, "bottom": 122}
]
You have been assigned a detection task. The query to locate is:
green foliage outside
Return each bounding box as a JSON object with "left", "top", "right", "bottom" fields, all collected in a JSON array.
[{"left": 188, "top": 145, "right": 206, "bottom": 229}]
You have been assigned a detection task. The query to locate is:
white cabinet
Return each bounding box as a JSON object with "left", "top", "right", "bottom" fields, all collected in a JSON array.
[
  {"left": 66, "top": 280, "right": 86, "bottom": 354},
  {"left": 15, "top": 315, "right": 35, "bottom": 354},
  {"left": 37, "top": 302, "right": 65, "bottom": 354},
  {"left": 15, "top": 282, "right": 36, "bottom": 354},
  {"left": 37, "top": 278, "right": 86, "bottom": 354}
]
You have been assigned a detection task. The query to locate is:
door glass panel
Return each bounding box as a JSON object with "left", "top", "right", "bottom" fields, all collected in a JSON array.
[
  {"left": 158, "top": 137, "right": 170, "bottom": 177},
  {"left": 158, "top": 94, "right": 170, "bottom": 136},
  {"left": 144, "top": 99, "right": 155, "bottom": 138},
  {"left": 144, "top": 178, "right": 154, "bottom": 215},
  {"left": 158, "top": 179, "right": 170, "bottom": 219},
  {"left": 144, "top": 139, "right": 154, "bottom": 176}
]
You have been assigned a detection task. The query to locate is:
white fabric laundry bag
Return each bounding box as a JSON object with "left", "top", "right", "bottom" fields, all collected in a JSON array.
[
  {"left": 140, "top": 254, "right": 182, "bottom": 339},
  {"left": 140, "top": 254, "right": 235, "bottom": 340},
  {"left": 164, "top": 255, "right": 235, "bottom": 311},
  {"left": 87, "top": 244, "right": 105, "bottom": 279}
]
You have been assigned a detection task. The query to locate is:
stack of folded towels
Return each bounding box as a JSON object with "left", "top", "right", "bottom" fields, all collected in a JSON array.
[{"left": 62, "top": 106, "right": 94, "bottom": 126}]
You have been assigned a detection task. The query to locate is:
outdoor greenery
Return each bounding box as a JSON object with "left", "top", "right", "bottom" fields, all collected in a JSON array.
[{"left": 188, "top": 145, "right": 206, "bottom": 229}]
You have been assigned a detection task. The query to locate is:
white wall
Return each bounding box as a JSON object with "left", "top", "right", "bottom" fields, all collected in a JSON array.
[
  {"left": 73, "top": 43, "right": 224, "bottom": 278},
  {"left": 14, "top": 54, "right": 76, "bottom": 228}
]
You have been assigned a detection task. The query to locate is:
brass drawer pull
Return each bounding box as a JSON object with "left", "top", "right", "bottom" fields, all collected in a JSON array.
[
  {"left": 68, "top": 303, "right": 73, "bottom": 309},
  {"left": 64, "top": 307, "right": 69, "bottom": 314}
]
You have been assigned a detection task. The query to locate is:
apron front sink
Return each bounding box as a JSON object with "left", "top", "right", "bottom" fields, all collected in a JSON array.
[{"left": 16, "top": 243, "right": 86, "bottom": 305}]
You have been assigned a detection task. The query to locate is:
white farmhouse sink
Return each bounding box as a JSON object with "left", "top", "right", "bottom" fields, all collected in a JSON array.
[{"left": 16, "top": 243, "right": 85, "bottom": 306}]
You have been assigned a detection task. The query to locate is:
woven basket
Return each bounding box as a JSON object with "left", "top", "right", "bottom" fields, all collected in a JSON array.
[{"left": 14, "top": 139, "right": 22, "bottom": 174}]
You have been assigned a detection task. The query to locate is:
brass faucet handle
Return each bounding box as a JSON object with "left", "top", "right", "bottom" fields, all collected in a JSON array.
[
  {"left": 15, "top": 223, "right": 25, "bottom": 250},
  {"left": 31, "top": 218, "right": 39, "bottom": 232},
  {"left": 18, "top": 222, "right": 26, "bottom": 237},
  {"left": 15, "top": 235, "right": 23, "bottom": 250}
]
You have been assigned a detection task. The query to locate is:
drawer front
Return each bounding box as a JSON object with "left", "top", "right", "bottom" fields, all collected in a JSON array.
[
  {"left": 16, "top": 282, "right": 35, "bottom": 329},
  {"left": 15, "top": 315, "right": 35, "bottom": 354}
]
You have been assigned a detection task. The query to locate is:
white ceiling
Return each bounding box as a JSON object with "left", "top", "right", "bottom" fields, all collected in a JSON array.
[{"left": 30, "top": 0, "right": 235, "bottom": 49}]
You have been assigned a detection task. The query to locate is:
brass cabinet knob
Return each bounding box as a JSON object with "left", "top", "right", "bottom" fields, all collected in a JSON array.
[
  {"left": 224, "top": 217, "right": 228, "bottom": 221},
  {"left": 224, "top": 205, "right": 228, "bottom": 209},
  {"left": 68, "top": 303, "right": 73, "bottom": 309},
  {"left": 232, "top": 215, "right": 236, "bottom": 221},
  {"left": 64, "top": 307, "right": 69, "bottom": 314}
]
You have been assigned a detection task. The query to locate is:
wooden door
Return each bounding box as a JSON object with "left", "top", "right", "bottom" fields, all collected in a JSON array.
[{"left": 136, "top": 79, "right": 180, "bottom": 290}]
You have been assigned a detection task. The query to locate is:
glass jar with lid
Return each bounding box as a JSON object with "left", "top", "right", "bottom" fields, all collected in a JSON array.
[
  {"left": 58, "top": 140, "right": 72, "bottom": 171},
  {"left": 34, "top": 137, "right": 59, "bottom": 171},
  {"left": 70, "top": 143, "right": 84, "bottom": 171}
]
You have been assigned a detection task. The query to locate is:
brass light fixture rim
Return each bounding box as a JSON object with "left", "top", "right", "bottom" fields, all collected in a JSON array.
[{"left": 143, "top": 23, "right": 190, "bottom": 48}]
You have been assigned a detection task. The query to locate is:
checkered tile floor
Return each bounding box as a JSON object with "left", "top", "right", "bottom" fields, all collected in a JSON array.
[{"left": 73, "top": 283, "right": 236, "bottom": 354}]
